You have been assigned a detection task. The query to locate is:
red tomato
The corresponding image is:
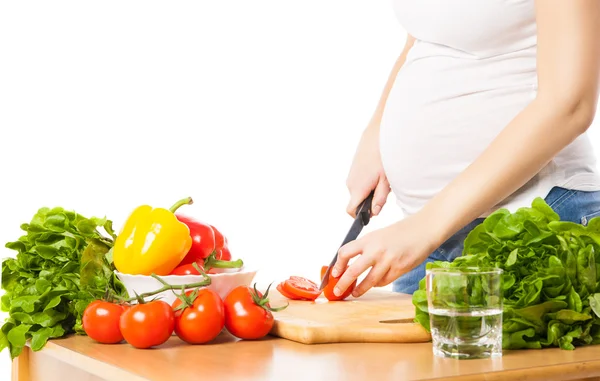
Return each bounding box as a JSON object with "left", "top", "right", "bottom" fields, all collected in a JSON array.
[
  {"left": 281, "top": 277, "right": 321, "bottom": 301},
  {"left": 119, "top": 300, "right": 175, "bottom": 349},
  {"left": 82, "top": 300, "right": 127, "bottom": 344},
  {"left": 176, "top": 215, "right": 216, "bottom": 264},
  {"left": 320, "top": 266, "right": 356, "bottom": 301},
  {"left": 172, "top": 288, "right": 225, "bottom": 344},
  {"left": 320, "top": 266, "right": 327, "bottom": 279},
  {"left": 224, "top": 284, "right": 287, "bottom": 340},
  {"left": 169, "top": 262, "right": 204, "bottom": 275}
]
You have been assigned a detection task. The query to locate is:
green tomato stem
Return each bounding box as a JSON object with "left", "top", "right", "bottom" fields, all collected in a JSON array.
[
  {"left": 251, "top": 283, "right": 288, "bottom": 312},
  {"left": 116, "top": 273, "right": 211, "bottom": 303},
  {"left": 169, "top": 197, "right": 194, "bottom": 213},
  {"left": 173, "top": 286, "right": 199, "bottom": 312},
  {"left": 153, "top": 273, "right": 172, "bottom": 287},
  {"left": 192, "top": 262, "right": 207, "bottom": 276}
]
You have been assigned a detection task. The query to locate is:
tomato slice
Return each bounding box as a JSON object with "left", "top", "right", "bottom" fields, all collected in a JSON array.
[
  {"left": 276, "top": 282, "right": 306, "bottom": 300},
  {"left": 282, "top": 277, "right": 321, "bottom": 301}
]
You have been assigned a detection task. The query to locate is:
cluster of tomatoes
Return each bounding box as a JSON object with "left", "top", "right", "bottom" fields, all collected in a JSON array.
[
  {"left": 82, "top": 283, "right": 285, "bottom": 349},
  {"left": 276, "top": 266, "right": 357, "bottom": 302}
]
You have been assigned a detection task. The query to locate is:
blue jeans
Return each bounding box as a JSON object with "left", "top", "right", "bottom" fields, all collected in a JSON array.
[{"left": 392, "top": 186, "right": 600, "bottom": 294}]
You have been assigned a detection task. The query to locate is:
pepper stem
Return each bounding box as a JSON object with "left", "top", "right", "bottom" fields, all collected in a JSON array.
[
  {"left": 203, "top": 251, "right": 244, "bottom": 272},
  {"left": 169, "top": 197, "right": 194, "bottom": 213}
]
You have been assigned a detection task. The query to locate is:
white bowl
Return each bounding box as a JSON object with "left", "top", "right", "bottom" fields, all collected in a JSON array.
[{"left": 115, "top": 267, "right": 258, "bottom": 305}]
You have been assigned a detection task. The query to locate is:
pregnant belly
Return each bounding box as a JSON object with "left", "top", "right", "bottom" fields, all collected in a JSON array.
[{"left": 379, "top": 70, "right": 536, "bottom": 215}]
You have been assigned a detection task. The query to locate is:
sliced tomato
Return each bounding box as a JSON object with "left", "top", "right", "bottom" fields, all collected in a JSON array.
[
  {"left": 320, "top": 265, "right": 356, "bottom": 302},
  {"left": 281, "top": 277, "right": 321, "bottom": 301},
  {"left": 277, "top": 282, "right": 307, "bottom": 300}
]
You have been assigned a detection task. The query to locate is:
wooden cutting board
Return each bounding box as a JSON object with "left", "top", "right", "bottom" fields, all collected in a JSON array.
[{"left": 269, "top": 288, "right": 431, "bottom": 344}]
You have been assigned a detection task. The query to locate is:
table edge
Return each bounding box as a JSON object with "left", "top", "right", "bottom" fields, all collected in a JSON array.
[
  {"left": 25, "top": 340, "right": 149, "bottom": 381},
  {"left": 19, "top": 335, "right": 600, "bottom": 381},
  {"left": 433, "top": 358, "right": 600, "bottom": 381}
]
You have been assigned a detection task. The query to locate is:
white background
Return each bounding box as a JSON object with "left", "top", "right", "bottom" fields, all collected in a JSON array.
[{"left": 1, "top": 1, "right": 599, "bottom": 378}]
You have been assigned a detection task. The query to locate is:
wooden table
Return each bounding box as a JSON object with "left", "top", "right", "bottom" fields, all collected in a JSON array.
[{"left": 11, "top": 331, "right": 600, "bottom": 381}]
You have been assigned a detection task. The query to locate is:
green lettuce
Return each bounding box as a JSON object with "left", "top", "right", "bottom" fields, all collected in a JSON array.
[
  {"left": 413, "top": 197, "right": 600, "bottom": 350},
  {"left": 1, "top": 207, "right": 128, "bottom": 359}
]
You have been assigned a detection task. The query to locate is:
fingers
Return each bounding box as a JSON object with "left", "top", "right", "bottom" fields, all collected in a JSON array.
[
  {"left": 376, "top": 267, "right": 402, "bottom": 287},
  {"left": 352, "top": 261, "right": 391, "bottom": 297},
  {"left": 347, "top": 177, "right": 390, "bottom": 218},
  {"left": 371, "top": 178, "right": 391, "bottom": 216},
  {"left": 346, "top": 188, "right": 371, "bottom": 218},
  {"left": 333, "top": 248, "right": 376, "bottom": 297},
  {"left": 332, "top": 239, "right": 362, "bottom": 278}
]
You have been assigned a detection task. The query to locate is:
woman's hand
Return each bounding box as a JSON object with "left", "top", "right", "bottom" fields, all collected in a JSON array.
[
  {"left": 331, "top": 212, "right": 440, "bottom": 297},
  {"left": 345, "top": 34, "right": 415, "bottom": 218},
  {"left": 346, "top": 124, "right": 390, "bottom": 217}
]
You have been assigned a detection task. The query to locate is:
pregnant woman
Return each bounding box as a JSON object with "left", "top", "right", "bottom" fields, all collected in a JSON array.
[{"left": 332, "top": 0, "right": 600, "bottom": 296}]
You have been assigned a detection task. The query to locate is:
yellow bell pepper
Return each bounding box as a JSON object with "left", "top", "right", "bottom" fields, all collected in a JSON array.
[{"left": 113, "top": 197, "right": 193, "bottom": 275}]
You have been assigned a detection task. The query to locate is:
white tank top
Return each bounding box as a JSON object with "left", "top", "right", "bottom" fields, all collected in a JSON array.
[{"left": 380, "top": 0, "right": 600, "bottom": 216}]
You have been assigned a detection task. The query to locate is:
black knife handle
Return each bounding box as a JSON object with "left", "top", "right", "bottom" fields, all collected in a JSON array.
[
  {"left": 356, "top": 190, "right": 375, "bottom": 226},
  {"left": 341, "top": 190, "right": 374, "bottom": 247}
]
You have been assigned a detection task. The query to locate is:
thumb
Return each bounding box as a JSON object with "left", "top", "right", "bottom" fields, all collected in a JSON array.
[{"left": 371, "top": 178, "right": 390, "bottom": 216}]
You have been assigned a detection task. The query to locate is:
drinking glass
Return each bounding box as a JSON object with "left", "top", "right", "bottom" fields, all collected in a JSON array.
[{"left": 426, "top": 267, "right": 503, "bottom": 359}]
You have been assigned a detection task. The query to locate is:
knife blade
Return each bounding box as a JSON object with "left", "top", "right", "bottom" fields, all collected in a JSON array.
[{"left": 319, "top": 190, "right": 374, "bottom": 290}]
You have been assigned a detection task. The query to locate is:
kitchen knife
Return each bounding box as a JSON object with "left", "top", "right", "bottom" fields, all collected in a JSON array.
[{"left": 319, "top": 190, "right": 375, "bottom": 290}]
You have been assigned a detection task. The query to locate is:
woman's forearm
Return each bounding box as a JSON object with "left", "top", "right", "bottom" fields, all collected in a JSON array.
[
  {"left": 368, "top": 34, "right": 415, "bottom": 130},
  {"left": 420, "top": 98, "right": 596, "bottom": 245},
  {"left": 417, "top": 0, "right": 600, "bottom": 248}
]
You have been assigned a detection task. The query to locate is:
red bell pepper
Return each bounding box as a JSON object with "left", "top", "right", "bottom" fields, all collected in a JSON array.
[
  {"left": 217, "top": 245, "right": 232, "bottom": 261},
  {"left": 175, "top": 215, "right": 216, "bottom": 265},
  {"left": 169, "top": 252, "right": 243, "bottom": 275},
  {"left": 211, "top": 225, "right": 228, "bottom": 249},
  {"left": 210, "top": 224, "right": 232, "bottom": 261}
]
